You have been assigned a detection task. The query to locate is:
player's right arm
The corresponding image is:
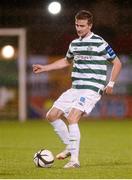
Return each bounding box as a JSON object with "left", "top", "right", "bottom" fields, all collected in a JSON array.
[{"left": 32, "top": 57, "right": 71, "bottom": 74}]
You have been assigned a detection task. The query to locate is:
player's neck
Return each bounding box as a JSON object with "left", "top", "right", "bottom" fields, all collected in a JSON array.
[{"left": 80, "top": 31, "right": 92, "bottom": 40}]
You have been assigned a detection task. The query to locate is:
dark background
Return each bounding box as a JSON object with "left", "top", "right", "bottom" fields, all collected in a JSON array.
[
  {"left": 0, "top": 0, "right": 132, "bottom": 119},
  {"left": 0, "top": 0, "right": 132, "bottom": 55}
]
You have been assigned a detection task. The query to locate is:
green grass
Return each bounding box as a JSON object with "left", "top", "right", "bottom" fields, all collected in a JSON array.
[{"left": 0, "top": 119, "right": 132, "bottom": 179}]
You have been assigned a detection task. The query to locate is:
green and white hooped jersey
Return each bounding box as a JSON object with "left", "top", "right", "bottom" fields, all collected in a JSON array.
[{"left": 66, "top": 32, "right": 117, "bottom": 92}]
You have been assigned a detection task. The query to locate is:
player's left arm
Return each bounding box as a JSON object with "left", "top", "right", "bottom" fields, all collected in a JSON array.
[{"left": 105, "top": 56, "right": 122, "bottom": 94}]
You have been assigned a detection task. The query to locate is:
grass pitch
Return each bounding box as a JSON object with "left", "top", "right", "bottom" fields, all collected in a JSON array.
[{"left": 0, "top": 119, "right": 132, "bottom": 179}]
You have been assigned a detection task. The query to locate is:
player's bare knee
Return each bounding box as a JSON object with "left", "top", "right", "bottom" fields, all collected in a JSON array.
[
  {"left": 46, "top": 111, "right": 54, "bottom": 122},
  {"left": 67, "top": 109, "right": 83, "bottom": 124},
  {"left": 46, "top": 108, "right": 62, "bottom": 122}
]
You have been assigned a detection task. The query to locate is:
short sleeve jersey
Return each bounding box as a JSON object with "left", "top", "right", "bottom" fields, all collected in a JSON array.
[{"left": 66, "top": 32, "right": 117, "bottom": 91}]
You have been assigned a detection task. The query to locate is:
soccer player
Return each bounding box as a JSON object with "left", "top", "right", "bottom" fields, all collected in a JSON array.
[{"left": 33, "top": 10, "right": 122, "bottom": 168}]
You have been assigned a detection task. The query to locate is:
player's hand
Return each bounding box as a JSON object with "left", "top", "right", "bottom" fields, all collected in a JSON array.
[
  {"left": 103, "top": 86, "right": 113, "bottom": 95},
  {"left": 32, "top": 64, "right": 45, "bottom": 73}
]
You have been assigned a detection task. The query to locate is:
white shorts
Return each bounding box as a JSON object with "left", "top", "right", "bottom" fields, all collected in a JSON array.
[{"left": 51, "top": 88, "right": 101, "bottom": 117}]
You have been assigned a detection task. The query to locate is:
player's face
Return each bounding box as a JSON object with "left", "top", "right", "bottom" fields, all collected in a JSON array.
[{"left": 75, "top": 19, "right": 92, "bottom": 38}]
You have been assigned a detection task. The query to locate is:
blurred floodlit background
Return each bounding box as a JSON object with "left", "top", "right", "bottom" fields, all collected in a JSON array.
[{"left": 0, "top": 0, "right": 132, "bottom": 121}]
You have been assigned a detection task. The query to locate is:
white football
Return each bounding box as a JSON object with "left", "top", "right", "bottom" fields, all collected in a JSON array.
[{"left": 33, "top": 149, "right": 54, "bottom": 168}]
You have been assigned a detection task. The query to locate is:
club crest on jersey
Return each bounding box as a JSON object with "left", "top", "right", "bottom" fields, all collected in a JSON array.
[{"left": 87, "top": 47, "right": 93, "bottom": 51}]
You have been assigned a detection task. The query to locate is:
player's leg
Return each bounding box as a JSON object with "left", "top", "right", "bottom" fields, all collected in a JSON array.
[
  {"left": 46, "top": 107, "right": 70, "bottom": 158},
  {"left": 47, "top": 88, "right": 80, "bottom": 161},
  {"left": 63, "top": 91, "right": 101, "bottom": 168},
  {"left": 64, "top": 108, "right": 83, "bottom": 168}
]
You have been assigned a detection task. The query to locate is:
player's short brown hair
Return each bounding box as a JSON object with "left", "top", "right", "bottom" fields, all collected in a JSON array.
[{"left": 75, "top": 10, "right": 93, "bottom": 25}]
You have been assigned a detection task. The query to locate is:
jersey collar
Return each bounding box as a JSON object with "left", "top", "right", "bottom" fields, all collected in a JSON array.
[{"left": 79, "top": 32, "right": 94, "bottom": 41}]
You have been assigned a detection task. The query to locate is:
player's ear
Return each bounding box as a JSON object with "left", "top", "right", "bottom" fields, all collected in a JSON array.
[{"left": 89, "top": 23, "right": 93, "bottom": 29}]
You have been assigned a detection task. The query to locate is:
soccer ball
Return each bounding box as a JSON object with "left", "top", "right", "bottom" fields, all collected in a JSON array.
[{"left": 33, "top": 149, "right": 54, "bottom": 168}]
